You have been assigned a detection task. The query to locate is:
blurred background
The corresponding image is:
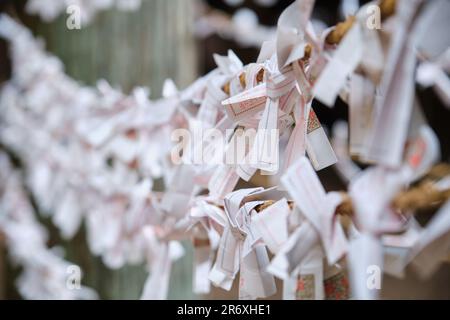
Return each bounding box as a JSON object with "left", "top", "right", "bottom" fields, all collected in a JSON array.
[{"left": 0, "top": 0, "right": 449, "bottom": 299}]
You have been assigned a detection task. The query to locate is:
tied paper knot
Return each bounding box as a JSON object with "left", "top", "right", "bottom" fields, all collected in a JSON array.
[
  {"left": 282, "top": 156, "right": 348, "bottom": 265},
  {"left": 222, "top": 63, "right": 303, "bottom": 180},
  {"left": 209, "top": 188, "right": 276, "bottom": 299}
]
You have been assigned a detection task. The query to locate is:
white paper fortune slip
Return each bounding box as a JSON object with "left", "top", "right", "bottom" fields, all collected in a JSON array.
[
  {"left": 140, "top": 228, "right": 184, "bottom": 300},
  {"left": 332, "top": 121, "right": 361, "bottom": 183},
  {"left": 305, "top": 109, "right": 337, "bottom": 170},
  {"left": 209, "top": 188, "right": 261, "bottom": 290},
  {"left": 413, "top": 0, "right": 450, "bottom": 61},
  {"left": 313, "top": 22, "right": 363, "bottom": 107},
  {"left": 282, "top": 245, "right": 324, "bottom": 300},
  {"left": 252, "top": 198, "right": 290, "bottom": 254},
  {"left": 382, "top": 219, "right": 422, "bottom": 278},
  {"left": 364, "top": 0, "right": 423, "bottom": 167},
  {"left": 345, "top": 149, "right": 433, "bottom": 300},
  {"left": 160, "top": 165, "right": 195, "bottom": 218},
  {"left": 276, "top": 0, "right": 315, "bottom": 70},
  {"left": 408, "top": 200, "right": 450, "bottom": 279},
  {"left": 197, "top": 80, "right": 228, "bottom": 129},
  {"left": 268, "top": 219, "right": 319, "bottom": 280},
  {"left": 251, "top": 98, "right": 279, "bottom": 174},
  {"left": 348, "top": 73, "right": 375, "bottom": 157},
  {"left": 417, "top": 61, "right": 450, "bottom": 108},
  {"left": 282, "top": 156, "right": 347, "bottom": 265},
  {"left": 364, "top": 41, "right": 417, "bottom": 167},
  {"left": 209, "top": 188, "right": 277, "bottom": 299},
  {"left": 239, "top": 244, "right": 277, "bottom": 300},
  {"left": 208, "top": 164, "right": 240, "bottom": 200},
  {"left": 356, "top": 3, "right": 384, "bottom": 84},
  {"left": 193, "top": 239, "right": 212, "bottom": 295},
  {"left": 222, "top": 84, "right": 267, "bottom": 123},
  {"left": 347, "top": 233, "right": 383, "bottom": 300},
  {"left": 413, "top": 0, "right": 450, "bottom": 107}
]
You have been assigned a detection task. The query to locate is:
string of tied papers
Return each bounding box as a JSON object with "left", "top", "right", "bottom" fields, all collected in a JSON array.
[{"left": 0, "top": 0, "right": 450, "bottom": 300}]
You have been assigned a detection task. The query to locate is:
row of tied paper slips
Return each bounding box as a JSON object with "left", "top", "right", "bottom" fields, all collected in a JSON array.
[{"left": 0, "top": 0, "right": 449, "bottom": 300}]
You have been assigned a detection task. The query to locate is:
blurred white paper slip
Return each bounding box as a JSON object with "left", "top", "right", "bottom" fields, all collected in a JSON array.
[
  {"left": 160, "top": 165, "right": 195, "bottom": 217},
  {"left": 242, "top": 185, "right": 287, "bottom": 203},
  {"left": 266, "top": 67, "right": 297, "bottom": 99},
  {"left": 53, "top": 190, "right": 82, "bottom": 239},
  {"left": 252, "top": 198, "right": 290, "bottom": 254},
  {"left": 81, "top": 116, "right": 117, "bottom": 147},
  {"left": 413, "top": 0, "right": 450, "bottom": 60},
  {"left": 313, "top": 22, "right": 363, "bottom": 107},
  {"left": 251, "top": 99, "right": 279, "bottom": 173},
  {"left": 209, "top": 226, "right": 240, "bottom": 290},
  {"left": 306, "top": 108, "right": 337, "bottom": 171},
  {"left": 223, "top": 187, "right": 263, "bottom": 226},
  {"left": 282, "top": 245, "right": 324, "bottom": 300},
  {"left": 257, "top": 40, "right": 276, "bottom": 64},
  {"left": 332, "top": 121, "right": 361, "bottom": 183},
  {"left": 0, "top": 14, "right": 25, "bottom": 39},
  {"left": 193, "top": 244, "right": 212, "bottom": 294},
  {"left": 240, "top": 201, "right": 266, "bottom": 257},
  {"left": 222, "top": 84, "right": 267, "bottom": 122},
  {"left": 417, "top": 61, "right": 450, "bottom": 108},
  {"left": 382, "top": 219, "right": 422, "bottom": 278},
  {"left": 141, "top": 228, "right": 184, "bottom": 300},
  {"left": 104, "top": 134, "right": 139, "bottom": 164},
  {"left": 209, "top": 188, "right": 262, "bottom": 290},
  {"left": 347, "top": 233, "right": 383, "bottom": 300},
  {"left": 197, "top": 80, "right": 228, "bottom": 128},
  {"left": 180, "top": 69, "right": 218, "bottom": 104},
  {"left": 409, "top": 200, "right": 450, "bottom": 279},
  {"left": 349, "top": 166, "right": 406, "bottom": 234},
  {"left": 208, "top": 165, "right": 240, "bottom": 200},
  {"left": 282, "top": 156, "right": 347, "bottom": 264},
  {"left": 236, "top": 161, "right": 258, "bottom": 182},
  {"left": 162, "top": 78, "right": 178, "bottom": 98},
  {"left": 213, "top": 50, "right": 244, "bottom": 77},
  {"left": 276, "top": 0, "right": 315, "bottom": 70},
  {"left": 349, "top": 73, "right": 375, "bottom": 157},
  {"left": 364, "top": 0, "right": 423, "bottom": 166},
  {"left": 268, "top": 220, "right": 319, "bottom": 280},
  {"left": 356, "top": 4, "right": 384, "bottom": 84},
  {"left": 239, "top": 245, "right": 277, "bottom": 299},
  {"left": 365, "top": 41, "right": 417, "bottom": 167},
  {"left": 373, "top": 0, "right": 421, "bottom": 105}
]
